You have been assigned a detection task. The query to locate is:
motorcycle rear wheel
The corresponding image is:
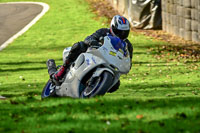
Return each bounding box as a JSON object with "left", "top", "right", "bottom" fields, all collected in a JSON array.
[{"left": 81, "top": 71, "right": 113, "bottom": 98}]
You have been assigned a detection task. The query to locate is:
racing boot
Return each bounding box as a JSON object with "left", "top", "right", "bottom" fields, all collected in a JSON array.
[
  {"left": 51, "top": 59, "right": 71, "bottom": 85},
  {"left": 46, "top": 59, "right": 57, "bottom": 76}
]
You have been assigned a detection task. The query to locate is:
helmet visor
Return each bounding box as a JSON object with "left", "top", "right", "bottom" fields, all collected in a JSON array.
[{"left": 113, "top": 28, "right": 130, "bottom": 40}]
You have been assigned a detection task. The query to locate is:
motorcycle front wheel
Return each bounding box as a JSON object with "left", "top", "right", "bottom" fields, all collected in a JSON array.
[{"left": 81, "top": 71, "right": 113, "bottom": 98}]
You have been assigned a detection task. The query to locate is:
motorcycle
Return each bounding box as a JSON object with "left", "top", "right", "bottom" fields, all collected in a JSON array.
[{"left": 41, "top": 35, "right": 131, "bottom": 99}]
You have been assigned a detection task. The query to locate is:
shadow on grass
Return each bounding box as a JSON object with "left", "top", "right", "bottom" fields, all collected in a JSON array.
[
  {"left": 0, "top": 61, "right": 46, "bottom": 65},
  {"left": 0, "top": 67, "right": 47, "bottom": 72},
  {"left": 123, "top": 82, "right": 199, "bottom": 90},
  {"left": 133, "top": 61, "right": 166, "bottom": 64},
  {"left": 0, "top": 82, "right": 45, "bottom": 97},
  {"left": 1, "top": 96, "right": 200, "bottom": 132},
  {"left": 133, "top": 61, "right": 186, "bottom": 67}
]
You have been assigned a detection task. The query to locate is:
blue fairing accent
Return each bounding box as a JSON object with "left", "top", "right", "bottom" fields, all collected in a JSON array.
[
  {"left": 108, "top": 36, "right": 127, "bottom": 56},
  {"left": 44, "top": 82, "right": 51, "bottom": 97}
]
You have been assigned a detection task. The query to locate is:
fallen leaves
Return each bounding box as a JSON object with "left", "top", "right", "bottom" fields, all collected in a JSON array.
[
  {"left": 86, "top": 0, "right": 119, "bottom": 23},
  {"left": 155, "top": 44, "right": 200, "bottom": 61},
  {"left": 136, "top": 114, "right": 144, "bottom": 119}
]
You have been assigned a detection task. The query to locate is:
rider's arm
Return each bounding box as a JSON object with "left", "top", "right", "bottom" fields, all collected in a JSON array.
[
  {"left": 84, "top": 28, "right": 109, "bottom": 46},
  {"left": 125, "top": 39, "right": 133, "bottom": 59},
  {"left": 125, "top": 39, "right": 133, "bottom": 68}
]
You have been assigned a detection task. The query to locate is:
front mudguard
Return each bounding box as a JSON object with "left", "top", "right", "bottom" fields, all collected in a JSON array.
[{"left": 92, "top": 67, "right": 114, "bottom": 78}]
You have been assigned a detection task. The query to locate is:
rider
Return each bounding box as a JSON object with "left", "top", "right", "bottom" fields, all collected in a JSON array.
[{"left": 47, "top": 15, "right": 133, "bottom": 92}]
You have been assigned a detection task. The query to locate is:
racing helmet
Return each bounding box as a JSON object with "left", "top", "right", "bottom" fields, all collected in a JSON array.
[{"left": 110, "top": 15, "right": 130, "bottom": 40}]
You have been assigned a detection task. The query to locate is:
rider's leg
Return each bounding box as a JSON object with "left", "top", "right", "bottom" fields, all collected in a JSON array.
[{"left": 52, "top": 41, "right": 88, "bottom": 84}]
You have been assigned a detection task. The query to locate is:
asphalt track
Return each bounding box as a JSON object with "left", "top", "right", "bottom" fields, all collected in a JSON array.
[
  {"left": 0, "top": 2, "right": 49, "bottom": 50},
  {"left": 0, "top": 2, "right": 49, "bottom": 99}
]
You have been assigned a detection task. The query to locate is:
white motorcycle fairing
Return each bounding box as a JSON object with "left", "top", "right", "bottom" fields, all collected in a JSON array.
[
  {"left": 42, "top": 36, "right": 131, "bottom": 98},
  {"left": 56, "top": 52, "right": 115, "bottom": 98}
]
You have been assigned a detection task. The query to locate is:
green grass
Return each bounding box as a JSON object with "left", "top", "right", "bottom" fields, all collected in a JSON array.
[{"left": 0, "top": 0, "right": 200, "bottom": 132}]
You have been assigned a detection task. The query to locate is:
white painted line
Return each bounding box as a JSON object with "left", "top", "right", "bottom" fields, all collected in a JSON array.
[{"left": 0, "top": 2, "right": 50, "bottom": 51}]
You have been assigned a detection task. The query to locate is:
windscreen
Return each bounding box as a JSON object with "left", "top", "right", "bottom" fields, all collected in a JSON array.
[{"left": 108, "top": 36, "right": 127, "bottom": 56}]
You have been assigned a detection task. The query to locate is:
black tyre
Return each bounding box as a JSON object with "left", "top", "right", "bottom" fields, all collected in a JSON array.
[
  {"left": 81, "top": 71, "right": 113, "bottom": 98},
  {"left": 41, "top": 79, "right": 57, "bottom": 99}
]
